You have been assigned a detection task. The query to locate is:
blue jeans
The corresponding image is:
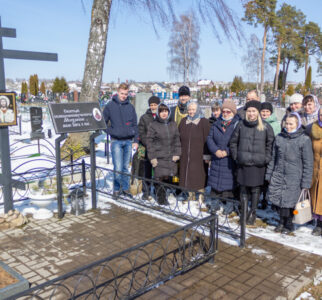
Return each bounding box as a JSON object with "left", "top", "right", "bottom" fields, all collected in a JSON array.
[{"left": 111, "top": 139, "right": 132, "bottom": 192}]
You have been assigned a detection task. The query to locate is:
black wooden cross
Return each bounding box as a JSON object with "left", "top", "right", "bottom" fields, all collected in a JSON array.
[{"left": 0, "top": 17, "right": 58, "bottom": 213}]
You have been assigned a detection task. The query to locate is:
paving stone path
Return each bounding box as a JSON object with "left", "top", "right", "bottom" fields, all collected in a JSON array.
[{"left": 0, "top": 204, "right": 321, "bottom": 299}]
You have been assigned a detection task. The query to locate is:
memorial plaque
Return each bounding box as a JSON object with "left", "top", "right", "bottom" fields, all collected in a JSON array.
[
  {"left": 30, "top": 107, "right": 45, "bottom": 139},
  {"left": 49, "top": 102, "right": 107, "bottom": 134},
  {"left": 0, "top": 92, "right": 17, "bottom": 127}
]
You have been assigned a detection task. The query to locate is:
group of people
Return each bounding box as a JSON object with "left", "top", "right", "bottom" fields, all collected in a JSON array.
[{"left": 103, "top": 83, "right": 322, "bottom": 236}]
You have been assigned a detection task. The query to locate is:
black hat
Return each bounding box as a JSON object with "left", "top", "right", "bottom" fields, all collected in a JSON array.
[
  {"left": 178, "top": 85, "right": 190, "bottom": 97},
  {"left": 260, "top": 102, "right": 273, "bottom": 114},
  {"left": 148, "top": 96, "right": 161, "bottom": 105},
  {"left": 245, "top": 100, "right": 261, "bottom": 112}
]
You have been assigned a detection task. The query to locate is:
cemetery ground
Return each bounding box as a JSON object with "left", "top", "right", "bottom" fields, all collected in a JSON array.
[
  {"left": 0, "top": 203, "right": 321, "bottom": 299},
  {"left": 0, "top": 106, "right": 321, "bottom": 299}
]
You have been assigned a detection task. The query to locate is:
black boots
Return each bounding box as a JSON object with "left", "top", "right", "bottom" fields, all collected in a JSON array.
[
  {"left": 281, "top": 216, "right": 294, "bottom": 234},
  {"left": 312, "top": 220, "right": 322, "bottom": 236},
  {"left": 247, "top": 187, "right": 261, "bottom": 225},
  {"left": 274, "top": 217, "right": 284, "bottom": 233},
  {"left": 155, "top": 184, "right": 168, "bottom": 205}
]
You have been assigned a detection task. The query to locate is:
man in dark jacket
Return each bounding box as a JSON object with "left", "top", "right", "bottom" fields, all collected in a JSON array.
[
  {"left": 169, "top": 85, "right": 190, "bottom": 126},
  {"left": 237, "top": 90, "right": 260, "bottom": 120},
  {"left": 103, "top": 83, "right": 139, "bottom": 198},
  {"left": 138, "top": 96, "right": 160, "bottom": 199}
]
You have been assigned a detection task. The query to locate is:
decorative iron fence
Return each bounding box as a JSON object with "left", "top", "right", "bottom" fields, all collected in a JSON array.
[{"left": 7, "top": 214, "right": 218, "bottom": 300}]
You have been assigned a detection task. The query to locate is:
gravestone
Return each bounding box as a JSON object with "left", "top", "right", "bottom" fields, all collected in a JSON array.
[
  {"left": 134, "top": 93, "right": 152, "bottom": 121},
  {"left": 30, "top": 107, "right": 44, "bottom": 139}
]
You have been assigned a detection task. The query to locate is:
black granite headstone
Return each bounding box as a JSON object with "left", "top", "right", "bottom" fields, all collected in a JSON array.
[{"left": 30, "top": 106, "right": 44, "bottom": 139}]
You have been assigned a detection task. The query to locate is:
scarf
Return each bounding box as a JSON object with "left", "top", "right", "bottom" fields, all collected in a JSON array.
[
  {"left": 221, "top": 119, "right": 232, "bottom": 132},
  {"left": 305, "top": 94, "right": 320, "bottom": 124}
]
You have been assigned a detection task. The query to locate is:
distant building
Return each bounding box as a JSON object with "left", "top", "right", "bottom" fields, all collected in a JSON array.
[
  {"left": 151, "top": 83, "right": 167, "bottom": 93},
  {"left": 197, "top": 79, "right": 214, "bottom": 89}
]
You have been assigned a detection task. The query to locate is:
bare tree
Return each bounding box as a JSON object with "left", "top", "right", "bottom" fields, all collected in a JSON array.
[
  {"left": 242, "top": 34, "right": 270, "bottom": 90},
  {"left": 168, "top": 12, "right": 200, "bottom": 84}
]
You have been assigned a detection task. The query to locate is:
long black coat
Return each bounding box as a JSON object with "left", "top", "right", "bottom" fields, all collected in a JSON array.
[
  {"left": 266, "top": 128, "right": 313, "bottom": 208},
  {"left": 179, "top": 117, "right": 210, "bottom": 190},
  {"left": 146, "top": 115, "right": 181, "bottom": 179},
  {"left": 138, "top": 109, "right": 155, "bottom": 147},
  {"left": 230, "top": 119, "right": 274, "bottom": 167}
]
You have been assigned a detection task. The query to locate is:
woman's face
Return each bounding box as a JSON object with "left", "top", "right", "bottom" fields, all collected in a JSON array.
[
  {"left": 304, "top": 100, "right": 316, "bottom": 114},
  {"left": 188, "top": 104, "right": 197, "bottom": 118},
  {"left": 285, "top": 117, "right": 297, "bottom": 133},
  {"left": 222, "top": 109, "right": 233, "bottom": 119},
  {"left": 246, "top": 107, "right": 258, "bottom": 121},
  {"left": 159, "top": 110, "right": 169, "bottom": 120},
  {"left": 260, "top": 109, "right": 271, "bottom": 120},
  {"left": 212, "top": 109, "right": 221, "bottom": 119}
]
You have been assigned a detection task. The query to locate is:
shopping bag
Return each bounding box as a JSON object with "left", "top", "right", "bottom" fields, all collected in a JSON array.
[
  {"left": 292, "top": 189, "right": 312, "bottom": 225},
  {"left": 130, "top": 151, "right": 143, "bottom": 196}
]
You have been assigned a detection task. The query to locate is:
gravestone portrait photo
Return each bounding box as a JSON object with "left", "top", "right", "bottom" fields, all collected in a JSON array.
[{"left": 0, "top": 93, "right": 17, "bottom": 126}]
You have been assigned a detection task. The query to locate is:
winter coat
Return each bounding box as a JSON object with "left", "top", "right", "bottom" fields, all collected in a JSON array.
[
  {"left": 208, "top": 116, "right": 218, "bottom": 125},
  {"left": 207, "top": 116, "right": 240, "bottom": 192},
  {"left": 178, "top": 117, "right": 210, "bottom": 190},
  {"left": 103, "top": 95, "right": 139, "bottom": 143},
  {"left": 266, "top": 128, "right": 313, "bottom": 208},
  {"left": 146, "top": 112, "right": 181, "bottom": 179},
  {"left": 264, "top": 113, "right": 281, "bottom": 136},
  {"left": 230, "top": 119, "right": 275, "bottom": 167},
  {"left": 237, "top": 106, "right": 246, "bottom": 120},
  {"left": 310, "top": 122, "right": 322, "bottom": 215},
  {"left": 138, "top": 109, "right": 155, "bottom": 147},
  {"left": 169, "top": 105, "right": 188, "bottom": 126}
]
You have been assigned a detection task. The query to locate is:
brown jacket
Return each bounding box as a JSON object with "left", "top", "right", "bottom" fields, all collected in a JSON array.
[
  {"left": 310, "top": 122, "right": 322, "bottom": 215},
  {"left": 178, "top": 117, "right": 210, "bottom": 191}
]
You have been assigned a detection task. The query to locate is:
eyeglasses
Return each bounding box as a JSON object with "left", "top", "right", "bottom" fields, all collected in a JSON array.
[{"left": 222, "top": 110, "right": 232, "bottom": 114}]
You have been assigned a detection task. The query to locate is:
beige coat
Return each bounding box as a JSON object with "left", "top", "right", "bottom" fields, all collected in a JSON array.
[{"left": 310, "top": 122, "right": 322, "bottom": 215}]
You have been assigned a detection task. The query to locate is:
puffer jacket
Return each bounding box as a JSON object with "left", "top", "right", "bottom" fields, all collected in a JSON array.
[
  {"left": 138, "top": 109, "right": 155, "bottom": 147},
  {"left": 146, "top": 108, "right": 181, "bottom": 179},
  {"left": 266, "top": 128, "right": 313, "bottom": 208},
  {"left": 230, "top": 119, "right": 274, "bottom": 167},
  {"left": 207, "top": 115, "right": 240, "bottom": 192}
]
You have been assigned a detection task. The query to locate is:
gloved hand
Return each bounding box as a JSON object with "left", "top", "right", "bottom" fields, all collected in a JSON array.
[
  {"left": 150, "top": 158, "right": 158, "bottom": 168},
  {"left": 172, "top": 156, "right": 180, "bottom": 162}
]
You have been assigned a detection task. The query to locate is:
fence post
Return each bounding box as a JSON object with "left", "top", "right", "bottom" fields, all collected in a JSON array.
[
  {"left": 209, "top": 210, "right": 217, "bottom": 264},
  {"left": 106, "top": 135, "right": 110, "bottom": 164},
  {"left": 240, "top": 197, "right": 247, "bottom": 248},
  {"left": 90, "top": 130, "right": 100, "bottom": 210},
  {"left": 81, "top": 159, "right": 86, "bottom": 193}
]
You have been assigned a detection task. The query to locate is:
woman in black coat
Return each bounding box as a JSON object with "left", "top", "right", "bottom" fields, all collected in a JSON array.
[
  {"left": 230, "top": 100, "right": 274, "bottom": 225},
  {"left": 266, "top": 113, "right": 313, "bottom": 234},
  {"left": 146, "top": 103, "right": 181, "bottom": 205}
]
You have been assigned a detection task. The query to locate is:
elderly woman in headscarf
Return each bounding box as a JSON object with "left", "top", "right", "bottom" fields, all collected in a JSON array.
[
  {"left": 302, "top": 94, "right": 320, "bottom": 131},
  {"left": 266, "top": 112, "right": 313, "bottom": 234},
  {"left": 310, "top": 107, "right": 322, "bottom": 236},
  {"left": 178, "top": 101, "right": 211, "bottom": 203}
]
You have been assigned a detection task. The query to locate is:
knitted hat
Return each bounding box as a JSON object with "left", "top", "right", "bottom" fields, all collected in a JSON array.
[
  {"left": 148, "top": 96, "right": 161, "bottom": 105},
  {"left": 289, "top": 93, "right": 303, "bottom": 104},
  {"left": 222, "top": 99, "right": 237, "bottom": 115},
  {"left": 178, "top": 85, "right": 190, "bottom": 97},
  {"left": 260, "top": 102, "right": 273, "bottom": 114},
  {"left": 245, "top": 100, "right": 261, "bottom": 112}
]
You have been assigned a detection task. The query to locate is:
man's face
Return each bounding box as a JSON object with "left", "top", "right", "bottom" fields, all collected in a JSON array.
[
  {"left": 118, "top": 88, "right": 129, "bottom": 102},
  {"left": 290, "top": 102, "right": 302, "bottom": 112},
  {"left": 212, "top": 108, "right": 221, "bottom": 119},
  {"left": 149, "top": 103, "right": 158, "bottom": 113},
  {"left": 0, "top": 99, "right": 7, "bottom": 109},
  {"left": 179, "top": 95, "right": 190, "bottom": 104},
  {"left": 246, "top": 92, "right": 259, "bottom": 102}
]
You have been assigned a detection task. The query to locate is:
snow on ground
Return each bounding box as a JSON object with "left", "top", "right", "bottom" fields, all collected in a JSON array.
[
  {"left": 295, "top": 271, "right": 322, "bottom": 300},
  {"left": 1, "top": 108, "right": 322, "bottom": 256}
]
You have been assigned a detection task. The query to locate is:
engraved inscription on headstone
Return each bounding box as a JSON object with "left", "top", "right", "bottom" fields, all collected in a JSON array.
[
  {"left": 30, "top": 107, "right": 44, "bottom": 139},
  {"left": 49, "top": 102, "right": 107, "bottom": 134}
]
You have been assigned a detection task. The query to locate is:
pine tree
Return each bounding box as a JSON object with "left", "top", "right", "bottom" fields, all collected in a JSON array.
[
  {"left": 230, "top": 76, "right": 245, "bottom": 94},
  {"left": 21, "top": 81, "right": 28, "bottom": 95},
  {"left": 33, "top": 74, "right": 39, "bottom": 95},
  {"left": 305, "top": 66, "right": 312, "bottom": 90},
  {"left": 40, "top": 82, "right": 46, "bottom": 95},
  {"left": 29, "top": 75, "right": 35, "bottom": 95},
  {"left": 52, "top": 77, "right": 69, "bottom": 93},
  {"left": 60, "top": 77, "right": 69, "bottom": 93}
]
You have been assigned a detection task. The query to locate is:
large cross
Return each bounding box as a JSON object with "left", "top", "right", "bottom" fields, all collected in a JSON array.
[{"left": 0, "top": 17, "right": 58, "bottom": 213}]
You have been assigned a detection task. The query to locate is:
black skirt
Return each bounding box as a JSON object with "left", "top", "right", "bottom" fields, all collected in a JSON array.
[{"left": 237, "top": 165, "right": 265, "bottom": 187}]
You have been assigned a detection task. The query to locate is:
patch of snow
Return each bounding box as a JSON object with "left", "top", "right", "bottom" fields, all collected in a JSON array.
[{"left": 295, "top": 291, "right": 314, "bottom": 300}]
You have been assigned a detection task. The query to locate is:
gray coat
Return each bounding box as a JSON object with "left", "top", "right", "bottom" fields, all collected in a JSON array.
[{"left": 266, "top": 128, "right": 313, "bottom": 208}]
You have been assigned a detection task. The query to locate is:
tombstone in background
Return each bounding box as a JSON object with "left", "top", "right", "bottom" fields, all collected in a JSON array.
[
  {"left": 30, "top": 107, "right": 44, "bottom": 139},
  {"left": 134, "top": 92, "right": 152, "bottom": 121}
]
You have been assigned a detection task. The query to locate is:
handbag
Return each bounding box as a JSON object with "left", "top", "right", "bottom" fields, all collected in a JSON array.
[{"left": 292, "top": 189, "right": 312, "bottom": 225}]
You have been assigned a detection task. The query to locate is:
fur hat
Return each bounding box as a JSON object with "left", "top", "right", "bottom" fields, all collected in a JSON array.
[
  {"left": 148, "top": 96, "right": 161, "bottom": 105},
  {"left": 222, "top": 99, "right": 237, "bottom": 115},
  {"left": 260, "top": 102, "right": 273, "bottom": 114},
  {"left": 178, "top": 85, "right": 190, "bottom": 97},
  {"left": 245, "top": 100, "right": 261, "bottom": 112},
  {"left": 289, "top": 93, "right": 303, "bottom": 104}
]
